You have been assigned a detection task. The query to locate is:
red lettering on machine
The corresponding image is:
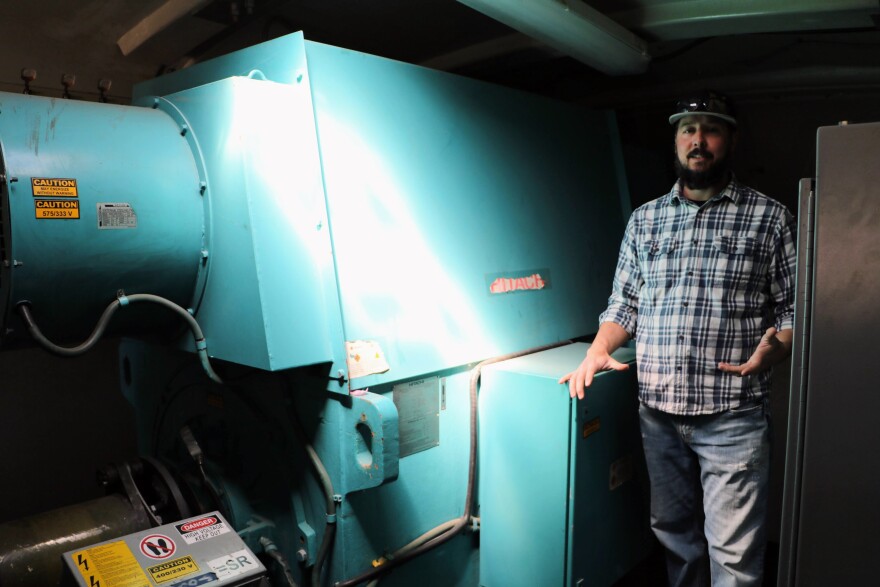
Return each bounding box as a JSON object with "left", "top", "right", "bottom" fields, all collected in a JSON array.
[{"left": 489, "top": 273, "right": 546, "bottom": 294}]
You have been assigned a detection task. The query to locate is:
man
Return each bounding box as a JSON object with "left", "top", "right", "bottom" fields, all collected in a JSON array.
[{"left": 559, "top": 91, "right": 796, "bottom": 587}]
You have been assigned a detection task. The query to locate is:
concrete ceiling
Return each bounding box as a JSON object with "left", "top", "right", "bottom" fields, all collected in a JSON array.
[{"left": 0, "top": 0, "right": 878, "bottom": 105}]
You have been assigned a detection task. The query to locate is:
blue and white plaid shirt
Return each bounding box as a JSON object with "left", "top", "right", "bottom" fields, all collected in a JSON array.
[{"left": 600, "top": 177, "right": 797, "bottom": 415}]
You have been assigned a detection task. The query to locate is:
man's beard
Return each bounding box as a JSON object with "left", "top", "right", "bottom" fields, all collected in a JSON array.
[{"left": 674, "top": 148, "right": 731, "bottom": 190}]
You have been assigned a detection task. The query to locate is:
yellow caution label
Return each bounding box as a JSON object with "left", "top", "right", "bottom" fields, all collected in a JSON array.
[
  {"left": 35, "top": 199, "right": 79, "bottom": 219},
  {"left": 582, "top": 417, "right": 601, "bottom": 439},
  {"left": 31, "top": 177, "right": 78, "bottom": 197},
  {"left": 71, "top": 541, "right": 151, "bottom": 587},
  {"left": 148, "top": 555, "right": 200, "bottom": 584}
]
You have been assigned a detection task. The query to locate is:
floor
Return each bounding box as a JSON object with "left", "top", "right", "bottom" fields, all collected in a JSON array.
[{"left": 613, "top": 541, "right": 780, "bottom": 586}]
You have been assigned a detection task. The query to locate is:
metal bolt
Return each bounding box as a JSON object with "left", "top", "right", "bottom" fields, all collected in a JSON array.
[
  {"left": 12, "top": 260, "right": 23, "bottom": 267},
  {"left": 199, "top": 181, "right": 207, "bottom": 195},
  {"left": 180, "top": 124, "right": 188, "bottom": 137},
  {"left": 295, "top": 549, "right": 308, "bottom": 563}
]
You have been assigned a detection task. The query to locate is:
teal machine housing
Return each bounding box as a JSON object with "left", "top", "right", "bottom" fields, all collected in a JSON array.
[
  {"left": 0, "top": 32, "right": 650, "bottom": 587},
  {"left": 480, "top": 343, "right": 653, "bottom": 586}
]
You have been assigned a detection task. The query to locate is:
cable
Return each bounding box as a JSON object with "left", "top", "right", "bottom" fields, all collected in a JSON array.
[
  {"left": 260, "top": 536, "right": 300, "bottom": 587},
  {"left": 334, "top": 341, "right": 571, "bottom": 587},
  {"left": 17, "top": 293, "right": 223, "bottom": 384}
]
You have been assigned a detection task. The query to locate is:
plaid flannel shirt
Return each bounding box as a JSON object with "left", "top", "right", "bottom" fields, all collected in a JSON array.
[{"left": 600, "top": 177, "right": 797, "bottom": 415}]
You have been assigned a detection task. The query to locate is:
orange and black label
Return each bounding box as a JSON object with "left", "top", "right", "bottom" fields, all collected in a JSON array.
[
  {"left": 31, "top": 177, "right": 78, "bottom": 197},
  {"left": 35, "top": 199, "right": 79, "bottom": 219}
]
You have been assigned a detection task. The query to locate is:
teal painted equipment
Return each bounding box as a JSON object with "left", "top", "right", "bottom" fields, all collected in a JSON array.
[
  {"left": 0, "top": 31, "right": 651, "bottom": 587},
  {"left": 0, "top": 93, "right": 205, "bottom": 340},
  {"left": 480, "top": 343, "right": 653, "bottom": 586},
  {"left": 134, "top": 33, "right": 629, "bottom": 380}
]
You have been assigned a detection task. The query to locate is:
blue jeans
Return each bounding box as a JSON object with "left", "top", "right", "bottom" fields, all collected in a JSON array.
[{"left": 638, "top": 400, "right": 771, "bottom": 587}]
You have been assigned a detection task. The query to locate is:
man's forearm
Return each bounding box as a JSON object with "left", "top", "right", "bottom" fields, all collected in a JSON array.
[{"left": 590, "top": 322, "right": 631, "bottom": 357}]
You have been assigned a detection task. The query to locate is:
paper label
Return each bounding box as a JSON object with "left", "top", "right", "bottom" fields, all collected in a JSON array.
[
  {"left": 97, "top": 203, "right": 137, "bottom": 229},
  {"left": 345, "top": 340, "right": 390, "bottom": 379}
]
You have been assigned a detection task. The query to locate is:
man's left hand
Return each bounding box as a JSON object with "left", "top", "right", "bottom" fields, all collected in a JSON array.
[{"left": 718, "top": 327, "right": 793, "bottom": 377}]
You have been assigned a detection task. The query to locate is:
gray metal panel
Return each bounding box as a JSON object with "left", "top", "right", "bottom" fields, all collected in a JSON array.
[
  {"left": 794, "top": 122, "right": 880, "bottom": 585},
  {"left": 776, "top": 178, "right": 814, "bottom": 587}
]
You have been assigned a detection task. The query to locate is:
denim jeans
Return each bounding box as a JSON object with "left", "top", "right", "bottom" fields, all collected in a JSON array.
[{"left": 638, "top": 400, "right": 771, "bottom": 587}]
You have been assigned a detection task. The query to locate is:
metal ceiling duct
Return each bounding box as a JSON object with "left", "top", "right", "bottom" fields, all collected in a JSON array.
[{"left": 457, "top": 0, "right": 650, "bottom": 75}]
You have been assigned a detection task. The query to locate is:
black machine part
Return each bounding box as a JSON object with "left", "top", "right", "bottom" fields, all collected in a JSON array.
[
  {"left": 0, "top": 457, "right": 202, "bottom": 587},
  {"left": 0, "top": 493, "right": 150, "bottom": 587}
]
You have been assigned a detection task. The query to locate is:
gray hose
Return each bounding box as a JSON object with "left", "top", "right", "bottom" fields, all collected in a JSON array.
[
  {"left": 288, "top": 400, "right": 338, "bottom": 587},
  {"left": 17, "top": 293, "right": 223, "bottom": 384}
]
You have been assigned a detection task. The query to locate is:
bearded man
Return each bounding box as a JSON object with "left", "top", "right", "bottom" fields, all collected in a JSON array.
[{"left": 560, "top": 91, "right": 797, "bottom": 587}]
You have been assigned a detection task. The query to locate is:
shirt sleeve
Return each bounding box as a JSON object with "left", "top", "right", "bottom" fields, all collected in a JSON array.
[
  {"left": 770, "top": 208, "right": 797, "bottom": 331},
  {"left": 598, "top": 213, "right": 642, "bottom": 338}
]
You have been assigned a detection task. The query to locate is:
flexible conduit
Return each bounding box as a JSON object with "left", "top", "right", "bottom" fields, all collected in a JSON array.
[
  {"left": 17, "top": 293, "right": 223, "bottom": 384},
  {"left": 335, "top": 340, "right": 571, "bottom": 587}
]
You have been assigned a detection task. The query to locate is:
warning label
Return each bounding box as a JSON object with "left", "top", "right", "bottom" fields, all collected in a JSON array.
[
  {"left": 148, "top": 555, "right": 200, "bottom": 584},
  {"left": 35, "top": 199, "right": 80, "bottom": 219},
  {"left": 31, "top": 177, "right": 78, "bottom": 197},
  {"left": 70, "top": 541, "right": 151, "bottom": 587},
  {"left": 140, "top": 534, "right": 176, "bottom": 560},
  {"left": 175, "top": 516, "right": 231, "bottom": 545}
]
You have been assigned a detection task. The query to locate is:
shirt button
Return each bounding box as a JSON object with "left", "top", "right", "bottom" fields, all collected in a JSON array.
[
  {"left": 676, "top": 367, "right": 682, "bottom": 371},
  {"left": 687, "top": 271, "right": 693, "bottom": 276},
  {"left": 683, "top": 302, "right": 689, "bottom": 307},
  {"left": 692, "top": 239, "right": 698, "bottom": 245},
  {"left": 679, "top": 335, "right": 684, "bottom": 340}
]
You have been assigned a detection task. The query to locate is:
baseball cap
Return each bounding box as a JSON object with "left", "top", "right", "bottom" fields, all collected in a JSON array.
[{"left": 669, "top": 91, "right": 737, "bottom": 126}]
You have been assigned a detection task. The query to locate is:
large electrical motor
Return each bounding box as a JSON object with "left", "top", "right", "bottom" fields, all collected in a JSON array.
[{"left": 0, "top": 92, "right": 207, "bottom": 343}]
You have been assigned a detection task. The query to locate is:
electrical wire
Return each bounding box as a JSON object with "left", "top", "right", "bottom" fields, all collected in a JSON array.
[
  {"left": 334, "top": 341, "right": 571, "bottom": 587},
  {"left": 261, "top": 536, "right": 300, "bottom": 587},
  {"left": 17, "top": 293, "right": 222, "bottom": 384}
]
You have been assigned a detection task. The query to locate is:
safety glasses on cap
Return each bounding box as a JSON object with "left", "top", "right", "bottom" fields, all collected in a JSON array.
[{"left": 669, "top": 91, "right": 737, "bottom": 126}]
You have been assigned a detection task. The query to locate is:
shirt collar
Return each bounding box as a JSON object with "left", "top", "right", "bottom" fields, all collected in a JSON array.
[{"left": 668, "top": 174, "right": 741, "bottom": 207}]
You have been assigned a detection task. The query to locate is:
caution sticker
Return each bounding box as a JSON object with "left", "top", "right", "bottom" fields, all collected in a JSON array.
[
  {"left": 70, "top": 541, "right": 151, "bottom": 587},
  {"left": 35, "top": 199, "right": 79, "bottom": 219},
  {"left": 31, "top": 177, "right": 78, "bottom": 197},
  {"left": 148, "top": 555, "right": 200, "bottom": 584}
]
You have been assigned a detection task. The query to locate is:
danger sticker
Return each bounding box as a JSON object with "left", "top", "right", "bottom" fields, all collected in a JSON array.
[
  {"left": 71, "top": 541, "right": 151, "bottom": 587},
  {"left": 148, "top": 555, "right": 200, "bottom": 584},
  {"left": 207, "top": 549, "right": 258, "bottom": 579},
  {"left": 140, "top": 534, "right": 177, "bottom": 559},
  {"left": 31, "top": 177, "right": 78, "bottom": 197},
  {"left": 35, "top": 199, "right": 79, "bottom": 219},
  {"left": 175, "top": 516, "right": 231, "bottom": 544}
]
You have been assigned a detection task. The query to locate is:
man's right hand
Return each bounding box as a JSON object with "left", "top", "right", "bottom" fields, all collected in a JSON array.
[
  {"left": 558, "top": 322, "right": 631, "bottom": 400},
  {"left": 558, "top": 349, "right": 629, "bottom": 400}
]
